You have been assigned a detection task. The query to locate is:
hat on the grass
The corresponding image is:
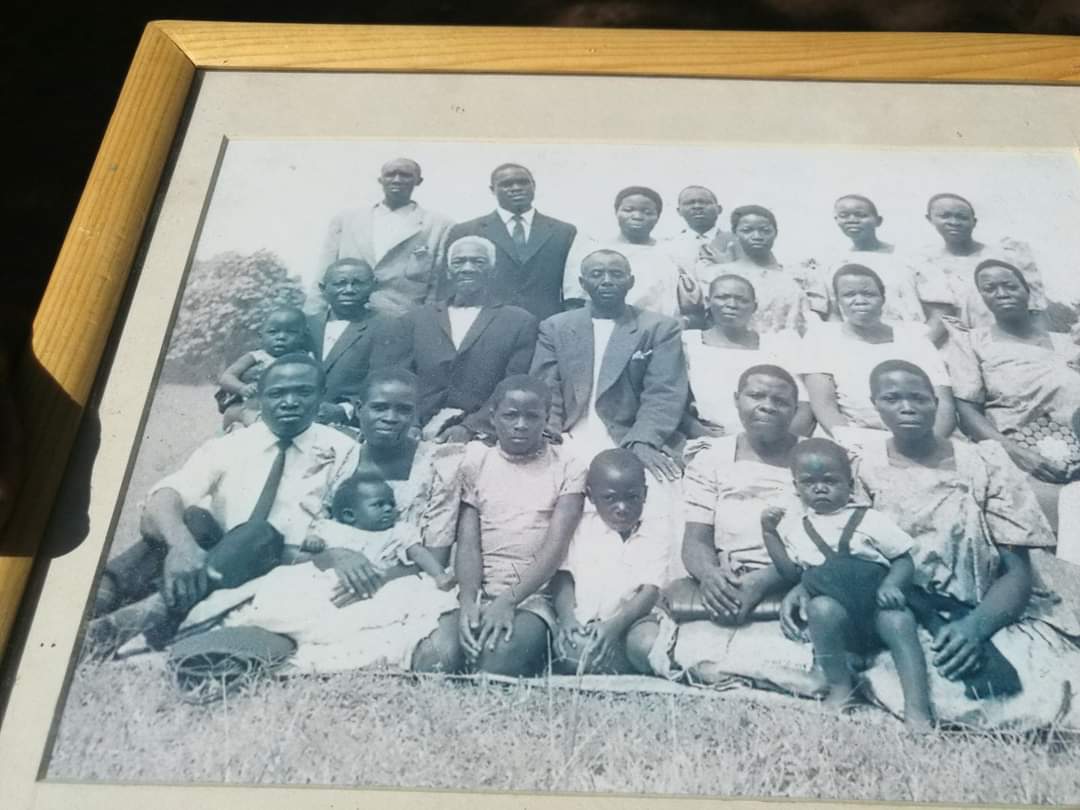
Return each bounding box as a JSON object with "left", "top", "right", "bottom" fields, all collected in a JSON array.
[{"left": 167, "top": 626, "right": 296, "bottom": 704}]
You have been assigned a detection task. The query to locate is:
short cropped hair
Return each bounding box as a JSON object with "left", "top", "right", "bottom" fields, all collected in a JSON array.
[
  {"left": 926, "top": 192, "right": 975, "bottom": 216},
  {"left": 581, "top": 249, "right": 631, "bottom": 273},
  {"left": 356, "top": 367, "right": 419, "bottom": 403},
  {"left": 448, "top": 235, "right": 497, "bottom": 265},
  {"left": 678, "top": 185, "right": 718, "bottom": 205},
  {"left": 791, "top": 437, "right": 852, "bottom": 478},
  {"left": 263, "top": 305, "right": 307, "bottom": 327},
  {"left": 737, "top": 363, "right": 798, "bottom": 401},
  {"left": 490, "top": 163, "right": 534, "bottom": 185},
  {"left": 834, "top": 194, "right": 880, "bottom": 217},
  {"left": 832, "top": 263, "right": 886, "bottom": 297},
  {"left": 259, "top": 352, "right": 326, "bottom": 393},
  {"left": 491, "top": 374, "right": 552, "bottom": 412},
  {"left": 322, "top": 257, "right": 374, "bottom": 281},
  {"left": 587, "top": 447, "right": 647, "bottom": 487},
  {"left": 615, "top": 186, "right": 663, "bottom": 215},
  {"left": 974, "top": 258, "right": 1029, "bottom": 293},
  {"left": 380, "top": 157, "right": 422, "bottom": 177},
  {"left": 730, "top": 204, "right": 777, "bottom": 231},
  {"left": 869, "top": 358, "right": 934, "bottom": 397},
  {"left": 709, "top": 273, "right": 756, "bottom": 301}
]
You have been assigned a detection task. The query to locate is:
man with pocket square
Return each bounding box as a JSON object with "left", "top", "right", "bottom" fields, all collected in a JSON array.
[{"left": 530, "top": 249, "right": 689, "bottom": 481}]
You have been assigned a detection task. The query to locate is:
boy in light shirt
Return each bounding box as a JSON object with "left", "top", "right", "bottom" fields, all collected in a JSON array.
[{"left": 551, "top": 448, "right": 669, "bottom": 674}]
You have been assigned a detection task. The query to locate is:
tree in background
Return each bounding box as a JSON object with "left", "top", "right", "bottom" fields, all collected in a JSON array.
[{"left": 165, "top": 250, "right": 305, "bottom": 382}]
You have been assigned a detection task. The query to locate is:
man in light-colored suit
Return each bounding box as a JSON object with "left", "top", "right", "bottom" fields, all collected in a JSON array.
[
  {"left": 443, "top": 163, "right": 577, "bottom": 322},
  {"left": 666, "top": 185, "right": 739, "bottom": 272},
  {"left": 318, "top": 158, "right": 454, "bottom": 317},
  {"left": 530, "top": 249, "right": 688, "bottom": 482}
]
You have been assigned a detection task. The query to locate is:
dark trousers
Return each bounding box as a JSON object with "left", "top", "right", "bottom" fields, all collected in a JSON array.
[{"left": 93, "top": 507, "right": 283, "bottom": 617}]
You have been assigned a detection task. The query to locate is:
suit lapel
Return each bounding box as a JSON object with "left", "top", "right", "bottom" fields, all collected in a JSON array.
[
  {"left": 564, "top": 308, "right": 594, "bottom": 410},
  {"left": 375, "top": 205, "right": 425, "bottom": 264},
  {"left": 517, "top": 212, "right": 554, "bottom": 267},
  {"left": 324, "top": 319, "right": 368, "bottom": 371},
  {"left": 480, "top": 212, "right": 521, "bottom": 267},
  {"left": 455, "top": 305, "right": 499, "bottom": 356},
  {"left": 595, "top": 307, "right": 640, "bottom": 398},
  {"left": 307, "top": 312, "right": 328, "bottom": 361}
]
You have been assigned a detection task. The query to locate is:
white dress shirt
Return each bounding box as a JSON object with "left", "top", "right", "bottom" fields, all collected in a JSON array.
[
  {"left": 447, "top": 305, "right": 482, "bottom": 350},
  {"left": 322, "top": 318, "right": 349, "bottom": 358},
  {"left": 566, "top": 317, "right": 617, "bottom": 454},
  {"left": 150, "top": 421, "right": 360, "bottom": 547},
  {"left": 497, "top": 206, "right": 535, "bottom": 243},
  {"left": 561, "top": 511, "right": 668, "bottom": 623}
]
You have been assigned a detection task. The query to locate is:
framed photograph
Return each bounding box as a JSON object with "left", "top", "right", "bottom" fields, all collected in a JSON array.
[{"left": 2, "top": 21, "right": 1079, "bottom": 810}]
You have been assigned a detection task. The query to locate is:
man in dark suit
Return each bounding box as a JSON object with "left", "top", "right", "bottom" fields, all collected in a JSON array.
[
  {"left": 406, "top": 235, "right": 538, "bottom": 442},
  {"left": 307, "top": 258, "right": 411, "bottom": 424},
  {"left": 530, "top": 249, "right": 688, "bottom": 481},
  {"left": 443, "top": 163, "right": 577, "bottom": 322}
]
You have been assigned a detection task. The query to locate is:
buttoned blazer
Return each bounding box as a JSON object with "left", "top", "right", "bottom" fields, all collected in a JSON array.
[{"left": 318, "top": 203, "right": 455, "bottom": 316}]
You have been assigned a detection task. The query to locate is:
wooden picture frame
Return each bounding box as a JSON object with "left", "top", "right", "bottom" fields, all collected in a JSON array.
[{"left": 1, "top": 21, "right": 1079, "bottom": 809}]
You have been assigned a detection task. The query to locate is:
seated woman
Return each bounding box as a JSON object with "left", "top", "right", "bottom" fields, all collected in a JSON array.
[
  {"left": 694, "top": 205, "right": 828, "bottom": 335},
  {"left": 817, "top": 194, "right": 925, "bottom": 324},
  {"left": 435, "top": 375, "right": 587, "bottom": 677},
  {"left": 853, "top": 359, "right": 1080, "bottom": 728},
  {"left": 627, "top": 363, "right": 805, "bottom": 671},
  {"left": 803, "top": 264, "right": 955, "bottom": 452},
  {"left": 682, "top": 274, "right": 814, "bottom": 438},
  {"left": 562, "top": 186, "right": 688, "bottom": 318},
  {"left": 640, "top": 359, "right": 1080, "bottom": 731},
  {"left": 950, "top": 259, "right": 1080, "bottom": 535},
  {"left": 914, "top": 193, "right": 1048, "bottom": 333},
  {"left": 182, "top": 368, "right": 466, "bottom": 674}
]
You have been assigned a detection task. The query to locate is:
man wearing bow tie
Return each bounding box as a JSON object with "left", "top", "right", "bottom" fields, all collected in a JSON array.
[{"left": 443, "top": 163, "right": 577, "bottom": 322}]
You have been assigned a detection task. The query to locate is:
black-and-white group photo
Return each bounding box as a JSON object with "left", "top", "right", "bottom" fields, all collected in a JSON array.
[{"left": 48, "top": 139, "right": 1080, "bottom": 804}]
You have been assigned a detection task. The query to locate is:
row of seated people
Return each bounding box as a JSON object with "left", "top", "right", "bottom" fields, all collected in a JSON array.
[
  {"left": 317, "top": 157, "right": 1050, "bottom": 338},
  {"left": 90, "top": 354, "right": 1080, "bottom": 731},
  {"left": 221, "top": 233, "right": 1080, "bottom": 542}
]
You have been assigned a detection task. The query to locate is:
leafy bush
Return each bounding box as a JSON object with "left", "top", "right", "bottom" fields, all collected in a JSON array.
[{"left": 163, "top": 250, "right": 305, "bottom": 382}]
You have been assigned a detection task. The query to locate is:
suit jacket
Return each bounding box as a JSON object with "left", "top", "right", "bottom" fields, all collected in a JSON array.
[
  {"left": 318, "top": 202, "right": 455, "bottom": 317},
  {"left": 307, "top": 310, "right": 412, "bottom": 406},
  {"left": 444, "top": 211, "right": 577, "bottom": 322},
  {"left": 406, "top": 302, "right": 539, "bottom": 432},
  {"left": 530, "top": 305, "right": 688, "bottom": 450}
]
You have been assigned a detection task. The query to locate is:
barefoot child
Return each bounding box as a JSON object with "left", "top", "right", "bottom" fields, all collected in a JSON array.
[
  {"left": 758, "top": 437, "right": 932, "bottom": 729},
  {"left": 551, "top": 448, "right": 667, "bottom": 674},
  {"left": 216, "top": 306, "right": 311, "bottom": 431},
  {"left": 453, "top": 374, "right": 587, "bottom": 677}
]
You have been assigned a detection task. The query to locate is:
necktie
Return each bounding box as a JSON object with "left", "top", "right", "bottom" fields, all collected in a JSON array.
[
  {"left": 250, "top": 439, "right": 290, "bottom": 523},
  {"left": 511, "top": 214, "right": 527, "bottom": 255}
]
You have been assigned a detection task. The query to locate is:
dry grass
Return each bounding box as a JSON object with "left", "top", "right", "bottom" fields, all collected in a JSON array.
[
  {"left": 66, "top": 382, "right": 1078, "bottom": 803},
  {"left": 47, "top": 657, "right": 1080, "bottom": 804}
]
